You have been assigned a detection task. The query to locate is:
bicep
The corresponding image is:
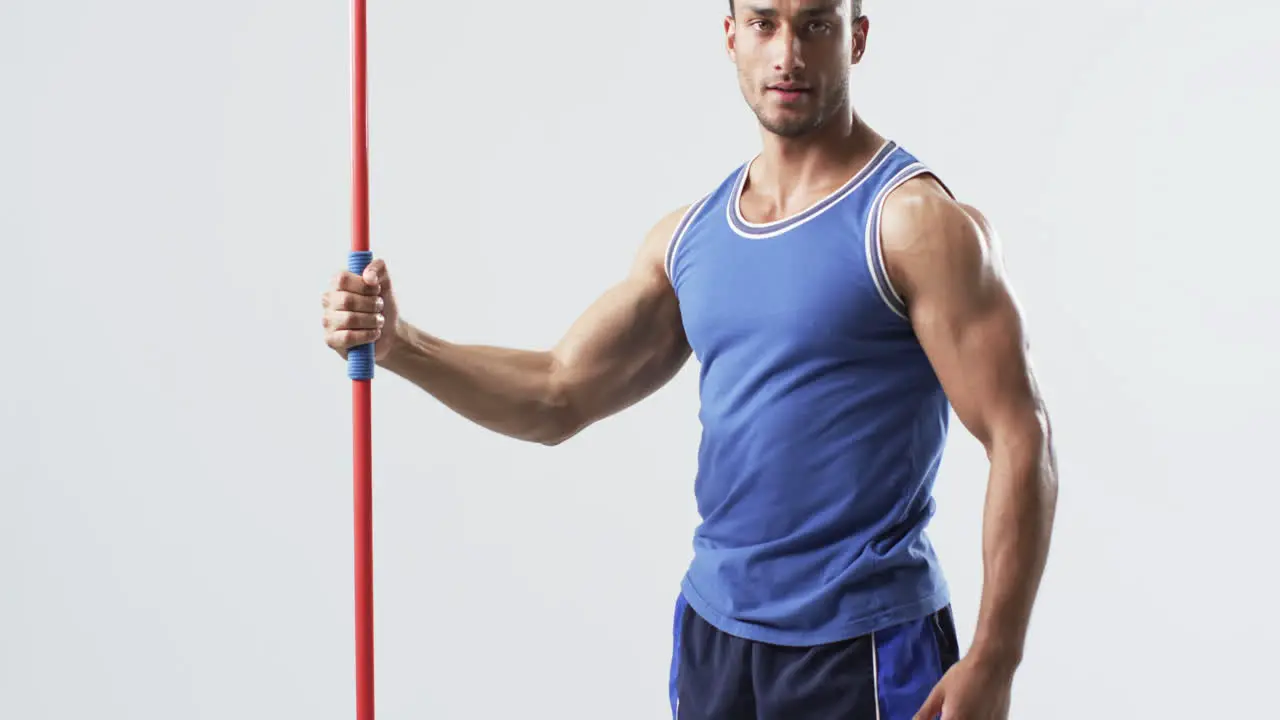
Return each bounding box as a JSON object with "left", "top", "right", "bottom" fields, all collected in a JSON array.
[
  {"left": 549, "top": 209, "right": 692, "bottom": 426},
  {"left": 888, "top": 195, "right": 1044, "bottom": 448}
]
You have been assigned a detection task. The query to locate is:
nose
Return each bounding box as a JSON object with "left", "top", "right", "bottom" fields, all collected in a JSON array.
[{"left": 773, "top": 25, "right": 805, "bottom": 74}]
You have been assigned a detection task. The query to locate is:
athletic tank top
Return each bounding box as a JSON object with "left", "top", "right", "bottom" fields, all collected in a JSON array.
[{"left": 666, "top": 140, "right": 952, "bottom": 647}]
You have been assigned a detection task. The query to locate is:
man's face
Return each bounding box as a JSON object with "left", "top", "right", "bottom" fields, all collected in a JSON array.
[{"left": 725, "top": 0, "right": 866, "bottom": 138}]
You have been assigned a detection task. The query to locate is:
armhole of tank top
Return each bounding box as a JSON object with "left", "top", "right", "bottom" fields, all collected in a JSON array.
[
  {"left": 663, "top": 194, "right": 710, "bottom": 287},
  {"left": 865, "top": 162, "right": 950, "bottom": 321}
]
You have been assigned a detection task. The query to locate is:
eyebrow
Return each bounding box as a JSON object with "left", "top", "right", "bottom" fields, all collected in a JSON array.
[{"left": 743, "top": 2, "right": 842, "bottom": 18}]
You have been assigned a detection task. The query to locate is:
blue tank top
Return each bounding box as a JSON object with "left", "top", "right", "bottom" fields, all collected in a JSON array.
[{"left": 666, "top": 140, "right": 952, "bottom": 647}]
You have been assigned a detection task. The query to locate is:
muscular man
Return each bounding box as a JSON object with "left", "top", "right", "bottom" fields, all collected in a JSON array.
[{"left": 321, "top": 1, "right": 1058, "bottom": 718}]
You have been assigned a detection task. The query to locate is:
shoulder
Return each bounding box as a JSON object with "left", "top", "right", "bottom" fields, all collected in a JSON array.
[
  {"left": 878, "top": 174, "right": 1003, "bottom": 304},
  {"left": 636, "top": 167, "right": 739, "bottom": 279},
  {"left": 650, "top": 204, "right": 695, "bottom": 245},
  {"left": 628, "top": 203, "right": 697, "bottom": 283}
]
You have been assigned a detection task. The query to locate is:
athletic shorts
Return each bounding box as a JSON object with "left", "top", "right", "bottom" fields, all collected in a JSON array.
[{"left": 668, "top": 594, "right": 960, "bottom": 719}]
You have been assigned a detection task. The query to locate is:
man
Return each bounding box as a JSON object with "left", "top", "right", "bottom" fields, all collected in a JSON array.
[{"left": 321, "top": 1, "right": 1058, "bottom": 718}]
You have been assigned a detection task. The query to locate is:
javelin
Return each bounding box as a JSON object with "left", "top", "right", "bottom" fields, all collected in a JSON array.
[{"left": 347, "top": 0, "right": 376, "bottom": 718}]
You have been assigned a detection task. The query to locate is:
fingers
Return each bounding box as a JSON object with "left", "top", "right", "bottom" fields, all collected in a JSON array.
[
  {"left": 326, "top": 328, "right": 382, "bottom": 356},
  {"left": 323, "top": 259, "right": 393, "bottom": 357},
  {"left": 332, "top": 270, "right": 381, "bottom": 296},
  {"left": 323, "top": 290, "right": 384, "bottom": 314},
  {"left": 913, "top": 686, "right": 945, "bottom": 720},
  {"left": 326, "top": 309, "right": 385, "bottom": 331},
  {"left": 322, "top": 307, "right": 385, "bottom": 356}
]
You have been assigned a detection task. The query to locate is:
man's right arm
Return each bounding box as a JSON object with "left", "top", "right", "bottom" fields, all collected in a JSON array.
[{"left": 370, "top": 205, "right": 693, "bottom": 445}]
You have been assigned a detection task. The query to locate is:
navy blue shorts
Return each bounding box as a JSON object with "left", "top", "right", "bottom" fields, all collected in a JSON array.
[{"left": 668, "top": 595, "right": 960, "bottom": 719}]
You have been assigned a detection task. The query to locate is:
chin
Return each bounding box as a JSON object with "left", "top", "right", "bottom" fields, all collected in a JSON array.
[{"left": 760, "top": 113, "right": 823, "bottom": 138}]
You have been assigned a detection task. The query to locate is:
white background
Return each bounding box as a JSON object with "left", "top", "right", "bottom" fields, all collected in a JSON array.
[{"left": 4, "top": 0, "right": 1278, "bottom": 717}]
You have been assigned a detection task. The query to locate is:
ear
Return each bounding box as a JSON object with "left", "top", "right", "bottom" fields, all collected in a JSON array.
[
  {"left": 725, "top": 15, "right": 738, "bottom": 62},
  {"left": 851, "top": 16, "right": 869, "bottom": 65}
]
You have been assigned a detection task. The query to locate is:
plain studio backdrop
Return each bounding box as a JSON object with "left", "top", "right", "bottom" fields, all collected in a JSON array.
[{"left": 3, "top": 0, "right": 1278, "bottom": 717}]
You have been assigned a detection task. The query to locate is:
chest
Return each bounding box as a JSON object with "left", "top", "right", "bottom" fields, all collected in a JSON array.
[{"left": 671, "top": 217, "right": 896, "bottom": 364}]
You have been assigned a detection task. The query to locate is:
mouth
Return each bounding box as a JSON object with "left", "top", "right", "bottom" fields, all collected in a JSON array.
[{"left": 767, "top": 85, "right": 812, "bottom": 101}]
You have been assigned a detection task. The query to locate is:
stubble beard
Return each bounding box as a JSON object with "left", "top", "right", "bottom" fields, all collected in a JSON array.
[{"left": 747, "top": 73, "right": 849, "bottom": 139}]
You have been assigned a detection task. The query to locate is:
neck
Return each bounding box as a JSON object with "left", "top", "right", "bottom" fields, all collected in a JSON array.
[{"left": 754, "top": 104, "right": 883, "bottom": 193}]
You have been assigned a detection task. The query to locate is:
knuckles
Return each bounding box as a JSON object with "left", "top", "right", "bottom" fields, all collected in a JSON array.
[{"left": 323, "top": 265, "right": 390, "bottom": 354}]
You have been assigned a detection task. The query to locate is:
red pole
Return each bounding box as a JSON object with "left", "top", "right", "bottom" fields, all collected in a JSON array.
[{"left": 349, "top": 1, "right": 375, "bottom": 718}]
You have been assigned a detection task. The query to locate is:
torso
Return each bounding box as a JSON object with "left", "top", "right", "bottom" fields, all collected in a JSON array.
[{"left": 665, "top": 139, "right": 954, "bottom": 647}]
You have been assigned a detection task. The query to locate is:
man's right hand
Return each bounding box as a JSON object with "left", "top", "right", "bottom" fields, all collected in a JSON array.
[
  {"left": 321, "top": 258, "right": 400, "bottom": 362},
  {"left": 313, "top": 204, "right": 693, "bottom": 445}
]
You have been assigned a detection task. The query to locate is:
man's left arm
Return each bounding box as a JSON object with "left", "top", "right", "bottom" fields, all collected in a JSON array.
[{"left": 881, "top": 177, "right": 1059, "bottom": 718}]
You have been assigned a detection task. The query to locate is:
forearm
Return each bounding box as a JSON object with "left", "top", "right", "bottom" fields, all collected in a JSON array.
[
  {"left": 969, "top": 411, "right": 1059, "bottom": 672},
  {"left": 377, "top": 319, "right": 572, "bottom": 445}
]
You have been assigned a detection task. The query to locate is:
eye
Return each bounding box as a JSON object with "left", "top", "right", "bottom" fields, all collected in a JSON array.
[
  {"left": 749, "top": 19, "right": 776, "bottom": 32},
  {"left": 807, "top": 20, "right": 832, "bottom": 33}
]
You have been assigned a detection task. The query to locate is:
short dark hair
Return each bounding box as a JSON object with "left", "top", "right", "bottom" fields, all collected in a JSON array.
[{"left": 730, "top": 1, "right": 863, "bottom": 17}]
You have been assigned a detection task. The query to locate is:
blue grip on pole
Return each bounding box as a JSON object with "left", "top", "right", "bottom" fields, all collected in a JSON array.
[{"left": 347, "top": 250, "right": 376, "bottom": 381}]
